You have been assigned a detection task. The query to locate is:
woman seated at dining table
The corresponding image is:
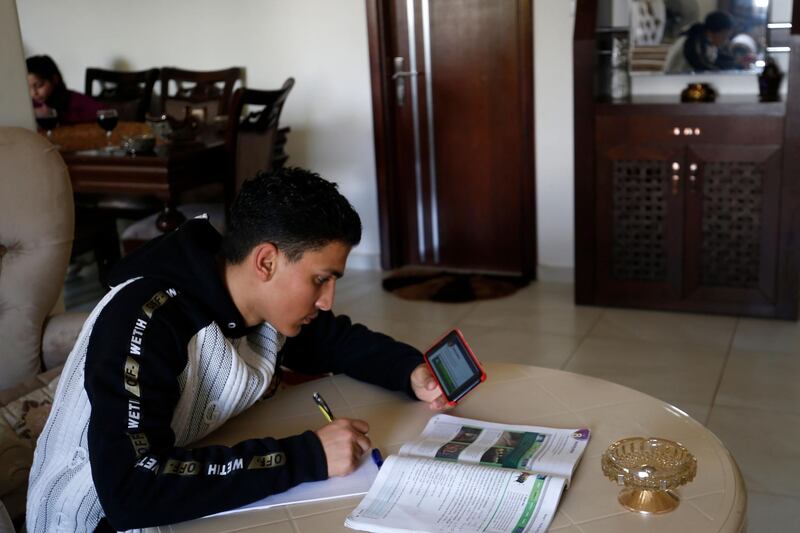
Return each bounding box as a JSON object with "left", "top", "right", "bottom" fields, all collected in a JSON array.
[{"left": 27, "top": 54, "right": 103, "bottom": 124}]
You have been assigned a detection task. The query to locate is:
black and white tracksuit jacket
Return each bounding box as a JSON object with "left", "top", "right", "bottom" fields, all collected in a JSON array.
[{"left": 27, "top": 219, "right": 423, "bottom": 532}]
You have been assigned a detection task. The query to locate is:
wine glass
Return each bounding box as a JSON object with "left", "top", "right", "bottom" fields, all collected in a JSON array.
[
  {"left": 96, "top": 108, "right": 119, "bottom": 147},
  {"left": 35, "top": 108, "right": 58, "bottom": 139}
]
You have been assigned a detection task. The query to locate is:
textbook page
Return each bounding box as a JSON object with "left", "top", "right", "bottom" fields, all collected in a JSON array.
[
  {"left": 399, "top": 414, "right": 590, "bottom": 483},
  {"left": 345, "top": 455, "right": 565, "bottom": 533}
]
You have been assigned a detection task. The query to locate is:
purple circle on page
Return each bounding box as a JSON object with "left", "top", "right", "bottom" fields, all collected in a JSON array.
[{"left": 572, "top": 429, "right": 590, "bottom": 440}]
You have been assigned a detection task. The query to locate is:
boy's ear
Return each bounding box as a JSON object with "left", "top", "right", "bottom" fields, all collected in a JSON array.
[{"left": 252, "top": 242, "right": 279, "bottom": 281}]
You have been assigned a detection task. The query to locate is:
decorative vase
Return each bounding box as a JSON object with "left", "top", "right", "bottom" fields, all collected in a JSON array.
[{"left": 758, "top": 56, "right": 783, "bottom": 102}]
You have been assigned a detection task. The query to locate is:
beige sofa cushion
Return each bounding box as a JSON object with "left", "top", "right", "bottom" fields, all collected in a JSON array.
[{"left": 0, "top": 127, "right": 74, "bottom": 389}]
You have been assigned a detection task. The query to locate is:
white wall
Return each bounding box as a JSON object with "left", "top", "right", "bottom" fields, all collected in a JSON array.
[
  {"left": 15, "top": 0, "right": 578, "bottom": 274},
  {"left": 0, "top": 0, "right": 34, "bottom": 129},
  {"left": 534, "top": 0, "right": 576, "bottom": 272}
]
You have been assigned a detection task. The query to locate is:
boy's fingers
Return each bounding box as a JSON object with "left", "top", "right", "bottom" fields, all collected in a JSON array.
[{"left": 350, "top": 418, "right": 370, "bottom": 434}]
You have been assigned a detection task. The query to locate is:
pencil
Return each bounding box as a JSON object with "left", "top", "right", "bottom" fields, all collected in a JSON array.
[{"left": 313, "top": 392, "right": 335, "bottom": 422}]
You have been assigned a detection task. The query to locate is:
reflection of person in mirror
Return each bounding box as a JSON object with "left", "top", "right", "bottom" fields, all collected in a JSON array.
[
  {"left": 730, "top": 33, "right": 758, "bottom": 70},
  {"left": 26, "top": 55, "right": 102, "bottom": 124},
  {"left": 663, "top": 11, "right": 736, "bottom": 73}
]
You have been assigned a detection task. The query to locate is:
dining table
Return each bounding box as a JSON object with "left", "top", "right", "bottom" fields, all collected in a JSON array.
[{"left": 45, "top": 121, "right": 228, "bottom": 232}]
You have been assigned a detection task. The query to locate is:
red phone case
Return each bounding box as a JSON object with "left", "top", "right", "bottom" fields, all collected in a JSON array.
[{"left": 423, "top": 328, "right": 486, "bottom": 407}]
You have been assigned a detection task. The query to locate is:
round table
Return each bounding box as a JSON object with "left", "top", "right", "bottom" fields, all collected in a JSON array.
[{"left": 148, "top": 362, "right": 746, "bottom": 532}]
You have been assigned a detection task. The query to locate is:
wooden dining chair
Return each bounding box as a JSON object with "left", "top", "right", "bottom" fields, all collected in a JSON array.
[
  {"left": 120, "top": 78, "right": 295, "bottom": 251},
  {"left": 223, "top": 79, "right": 296, "bottom": 207},
  {"left": 159, "top": 67, "right": 242, "bottom": 123},
  {"left": 84, "top": 68, "right": 159, "bottom": 121}
]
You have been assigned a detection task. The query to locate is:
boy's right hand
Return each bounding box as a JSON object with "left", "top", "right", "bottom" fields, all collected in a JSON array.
[{"left": 315, "top": 418, "right": 371, "bottom": 477}]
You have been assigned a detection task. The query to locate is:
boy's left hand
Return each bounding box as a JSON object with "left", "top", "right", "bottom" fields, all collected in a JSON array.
[{"left": 410, "top": 364, "right": 449, "bottom": 411}]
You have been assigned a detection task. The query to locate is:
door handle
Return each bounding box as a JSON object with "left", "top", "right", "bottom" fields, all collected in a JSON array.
[
  {"left": 672, "top": 173, "right": 681, "bottom": 195},
  {"left": 392, "top": 57, "right": 419, "bottom": 106},
  {"left": 671, "top": 161, "right": 681, "bottom": 196},
  {"left": 688, "top": 162, "right": 698, "bottom": 193}
]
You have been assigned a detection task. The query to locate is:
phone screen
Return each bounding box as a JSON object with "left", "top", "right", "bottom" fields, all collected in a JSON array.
[{"left": 425, "top": 331, "right": 483, "bottom": 402}]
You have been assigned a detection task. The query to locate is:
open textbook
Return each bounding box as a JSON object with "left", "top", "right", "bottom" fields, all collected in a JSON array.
[{"left": 345, "top": 414, "right": 590, "bottom": 533}]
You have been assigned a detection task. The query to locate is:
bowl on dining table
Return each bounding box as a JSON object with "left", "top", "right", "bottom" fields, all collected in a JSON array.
[{"left": 122, "top": 134, "right": 156, "bottom": 155}]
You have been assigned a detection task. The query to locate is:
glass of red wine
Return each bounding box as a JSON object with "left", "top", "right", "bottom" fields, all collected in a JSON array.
[
  {"left": 96, "top": 108, "right": 119, "bottom": 147},
  {"left": 35, "top": 108, "right": 58, "bottom": 139}
]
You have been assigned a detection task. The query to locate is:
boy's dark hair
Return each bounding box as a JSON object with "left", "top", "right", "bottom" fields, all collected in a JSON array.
[
  {"left": 221, "top": 167, "right": 362, "bottom": 263},
  {"left": 705, "top": 11, "right": 733, "bottom": 32}
]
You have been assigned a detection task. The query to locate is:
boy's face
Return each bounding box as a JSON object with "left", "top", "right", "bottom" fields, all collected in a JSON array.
[
  {"left": 260, "top": 240, "right": 350, "bottom": 337},
  {"left": 707, "top": 29, "right": 732, "bottom": 48}
]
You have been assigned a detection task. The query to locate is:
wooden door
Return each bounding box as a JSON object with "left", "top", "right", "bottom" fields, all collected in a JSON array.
[
  {"left": 595, "top": 143, "right": 685, "bottom": 304},
  {"left": 683, "top": 144, "right": 782, "bottom": 314},
  {"left": 367, "top": 0, "right": 535, "bottom": 275}
]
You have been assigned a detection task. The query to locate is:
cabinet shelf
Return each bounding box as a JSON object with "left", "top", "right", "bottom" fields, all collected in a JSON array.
[
  {"left": 594, "top": 100, "right": 786, "bottom": 117},
  {"left": 595, "top": 97, "right": 786, "bottom": 116}
]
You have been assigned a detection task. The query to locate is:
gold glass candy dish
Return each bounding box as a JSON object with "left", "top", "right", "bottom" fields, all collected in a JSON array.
[{"left": 601, "top": 437, "right": 697, "bottom": 514}]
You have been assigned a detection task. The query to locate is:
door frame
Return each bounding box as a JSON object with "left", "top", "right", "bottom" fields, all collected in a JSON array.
[{"left": 365, "top": 0, "right": 537, "bottom": 276}]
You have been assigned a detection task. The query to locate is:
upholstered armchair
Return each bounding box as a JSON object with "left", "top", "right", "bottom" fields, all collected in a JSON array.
[{"left": 0, "top": 127, "right": 90, "bottom": 525}]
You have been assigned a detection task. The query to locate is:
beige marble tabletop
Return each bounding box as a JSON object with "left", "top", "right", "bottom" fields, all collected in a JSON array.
[{"left": 149, "top": 362, "right": 746, "bottom": 533}]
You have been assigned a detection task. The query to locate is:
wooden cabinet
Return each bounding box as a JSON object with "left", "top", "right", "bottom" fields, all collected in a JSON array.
[
  {"left": 594, "top": 113, "right": 784, "bottom": 315},
  {"left": 573, "top": 0, "right": 800, "bottom": 319}
]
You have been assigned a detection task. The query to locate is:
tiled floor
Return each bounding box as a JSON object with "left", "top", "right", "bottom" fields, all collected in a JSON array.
[{"left": 66, "top": 268, "right": 799, "bottom": 532}]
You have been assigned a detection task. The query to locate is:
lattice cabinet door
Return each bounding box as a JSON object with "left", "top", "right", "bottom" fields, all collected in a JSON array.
[
  {"left": 683, "top": 144, "right": 782, "bottom": 311},
  {"left": 595, "top": 143, "right": 685, "bottom": 303}
]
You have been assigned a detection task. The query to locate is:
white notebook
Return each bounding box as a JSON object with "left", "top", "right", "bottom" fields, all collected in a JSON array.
[{"left": 151, "top": 453, "right": 379, "bottom": 532}]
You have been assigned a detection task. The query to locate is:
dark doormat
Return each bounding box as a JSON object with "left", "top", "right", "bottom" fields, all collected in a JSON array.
[{"left": 382, "top": 270, "right": 530, "bottom": 303}]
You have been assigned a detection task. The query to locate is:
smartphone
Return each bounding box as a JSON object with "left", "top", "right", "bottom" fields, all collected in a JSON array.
[{"left": 423, "top": 329, "right": 486, "bottom": 407}]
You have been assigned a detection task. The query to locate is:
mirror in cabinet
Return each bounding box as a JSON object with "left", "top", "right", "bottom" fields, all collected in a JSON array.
[
  {"left": 631, "top": 0, "right": 768, "bottom": 74},
  {"left": 595, "top": 0, "right": 792, "bottom": 101}
]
